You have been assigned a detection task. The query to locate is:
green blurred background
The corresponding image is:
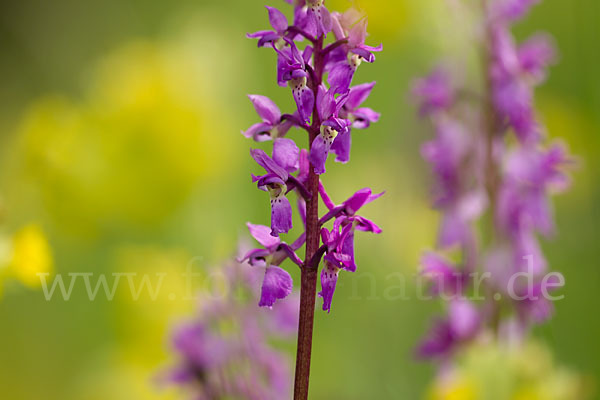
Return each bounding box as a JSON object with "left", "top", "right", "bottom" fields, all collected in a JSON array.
[{"left": 0, "top": 0, "right": 598, "bottom": 398}]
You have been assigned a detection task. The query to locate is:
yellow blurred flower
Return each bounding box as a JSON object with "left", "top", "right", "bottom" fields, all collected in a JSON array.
[
  {"left": 425, "top": 339, "right": 590, "bottom": 400},
  {"left": 16, "top": 40, "right": 238, "bottom": 235},
  {"left": 9, "top": 223, "right": 53, "bottom": 288},
  {"left": 428, "top": 374, "right": 479, "bottom": 400}
]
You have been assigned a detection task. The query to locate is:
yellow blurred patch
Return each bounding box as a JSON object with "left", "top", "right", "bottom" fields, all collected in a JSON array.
[
  {"left": 328, "top": 0, "right": 413, "bottom": 40},
  {"left": 428, "top": 375, "right": 478, "bottom": 400},
  {"left": 17, "top": 40, "right": 237, "bottom": 235},
  {"left": 10, "top": 224, "right": 53, "bottom": 287},
  {"left": 425, "top": 339, "right": 590, "bottom": 400}
]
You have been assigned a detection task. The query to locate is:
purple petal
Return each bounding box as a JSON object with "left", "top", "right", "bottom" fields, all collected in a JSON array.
[
  {"left": 346, "top": 82, "right": 376, "bottom": 110},
  {"left": 352, "top": 107, "right": 380, "bottom": 129},
  {"left": 518, "top": 34, "right": 556, "bottom": 83},
  {"left": 339, "top": 230, "right": 356, "bottom": 272},
  {"left": 493, "top": 76, "right": 538, "bottom": 143},
  {"left": 241, "top": 248, "right": 270, "bottom": 267},
  {"left": 279, "top": 243, "right": 303, "bottom": 267},
  {"left": 330, "top": 129, "right": 351, "bottom": 163},
  {"left": 307, "top": 3, "right": 331, "bottom": 37},
  {"left": 318, "top": 259, "right": 339, "bottom": 313},
  {"left": 316, "top": 85, "right": 335, "bottom": 121},
  {"left": 438, "top": 211, "right": 470, "bottom": 248},
  {"left": 266, "top": 6, "right": 288, "bottom": 33},
  {"left": 448, "top": 299, "right": 480, "bottom": 339},
  {"left": 259, "top": 266, "right": 293, "bottom": 308},
  {"left": 270, "top": 194, "right": 293, "bottom": 236},
  {"left": 327, "top": 62, "right": 355, "bottom": 94},
  {"left": 241, "top": 121, "right": 274, "bottom": 141},
  {"left": 343, "top": 188, "right": 372, "bottom": 215},
  {"left": 309, "top": 128, "right": 337, "bottom": 174},
  {"left": 416, "top": 319, "right": 455, "bottom": 359},
  {"left": 353, "top": 216, "right": 382, "bottom": 234},
  {"left": 290, "top": 80, "right": 314, "bottom": 123},
  {"left": 412, "top": 68, "right": 453, "bottom": 116},
  {"left": 250, "top": 148, "right": 289, "bottom": 181},
  {"left": 348, "top": 18, "right": 367, "bottom": 47},
  {"left": 248, "top": 94, "right": 281, "bottom": 124},
  {"left": 351, "top": 47, "right": 375, "bottom": 63},
  {"left": 272, "top": 138, "right": 299, "bottom": 173},
  {"left": 247, "top": 222, "right": 281, "bottom": 249}
]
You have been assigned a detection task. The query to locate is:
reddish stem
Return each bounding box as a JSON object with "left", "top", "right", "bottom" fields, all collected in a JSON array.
[{"left": 293, "top": 35, "right": 324, "bottom": 400}]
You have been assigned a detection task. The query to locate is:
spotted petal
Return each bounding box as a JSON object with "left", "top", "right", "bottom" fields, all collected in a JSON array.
[
  {"left": 318, "top": 259, "right": 340, "bottom": 313},
  {"left": 270, "top": 193, "right": 293, "bottom": 236},
  {"left": 259, "top": 266, "right": 293, "bottom": 308}
]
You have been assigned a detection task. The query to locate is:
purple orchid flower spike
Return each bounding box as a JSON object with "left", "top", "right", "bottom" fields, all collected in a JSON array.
[
  {"left": 247, "top": 6, "right": 289, "bottom": 48},
  {"left": 306, "top": 0, "right": 332, "bottom": 38},
  {"left": 332, "top": 81, "right": 380, "bottom": 162},
  {"left": 241, "top": 223, "right": 304, "bottom": 308},
  {"left": 308, "top": 85, "right": 351, "bottom": 174},
  {"left": 251, "top": 138, "right": 309, "bottom": 236},
  {"left": 413, "top": 0, "right": 572, "bottom": 376},
  {"left": 327, "top": 9, "right": 382, "bottom": 94},
  {"left": 242, "top": 95, "right": 294, "bottom": 142},
  {"left": 241, "top": 2, "right": 384, "bottom": 394},
  {"left": 275, "top": 39, "right": 315, "bottom": 123}
]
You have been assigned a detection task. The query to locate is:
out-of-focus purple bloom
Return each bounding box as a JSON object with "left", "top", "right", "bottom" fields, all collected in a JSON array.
[
  {"left": 332, "top": 82, "right": 380, "bottom": 162},
  {"left": 242, "top": 95, "right": 294, "bottom": 141},
  {"left": 497, "top": 144, "right": 571, "bottom": 239},
  {"left": 247, "top": 6, "right": 290, "bottom": 48},
  {"left": 412, "top": 68, "right": 454, "bottom": 116},
  {"left": 309, "top": 85, "right": 351, "bottom": 174},
  {"left": 515, "top": 273, "right": 563, "bottom": 323},
  {"left": 490, "top": 26, "right": 540, "bottom": 143},
  {"left": 420, "top": 117, "right": 470, "bottom": 207},
  {"left": 251, "top": 138, "right": 302, "bottom": 236},
  {"left": 490, "top": 0, "right": 540, "bottom": 23},
  {"left": 417, "top": 299, "right": 480, "bottom": 360},
  {"left": 495, "top": 144, "right": 571, "bottom": 275},
  {"left": 162, "top": 248, "right": 298, "bottom": 400},
  {"left": 420, "top": 252, "right": 469, "bottom": 297},
  {"left": 415, "top": 0, "right": 570, "bottom": 368},
  {"left": 416, "top": 319, "right": 455, "bottom": 359},
  {"left": 275, "top": 39, "right": 315, "bottom": 123},
  {"left": 489, "top": 8, "right": 556, "bottom": 144},
  {"left": 518, "top": 34, "right": 556, "bottom": 83}
]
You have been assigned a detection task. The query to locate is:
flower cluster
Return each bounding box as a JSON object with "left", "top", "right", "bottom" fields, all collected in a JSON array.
[
  {"left": 242, "top": 1, "right": 383, "bottom": 313},
  {"left": 161, "top": 248, "right": 298, "bottom": 400},
  {"left": 413, "top": 0, "right": 572, "bottom": 361}
]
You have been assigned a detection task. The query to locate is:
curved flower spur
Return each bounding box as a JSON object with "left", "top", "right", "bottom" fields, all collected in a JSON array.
[{"left": 242, "top": 1, "right": 383, "bottom": 398}]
